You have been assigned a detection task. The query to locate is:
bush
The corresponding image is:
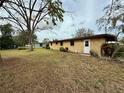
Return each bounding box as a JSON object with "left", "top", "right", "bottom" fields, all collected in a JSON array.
[
  {"left": 101, "top": 43, "right": 118, "bottom": 57},
  {"left": 46, "top": 46, "right": 50, "bottom": 49},
  {"left": 18, "top": 47, "right": 27, "bottom": 50},
  {"left": 59, "top": 47, "right": 68, "bottom": 52},
  {"left": 60, "top": 47, "right": 65, "bottom": 52},
  {"left": 112, "top": 46, "right": 124, "bottom": 58},
  {"left": 90, "top": 50, "right": 99, "bottom": 57}
]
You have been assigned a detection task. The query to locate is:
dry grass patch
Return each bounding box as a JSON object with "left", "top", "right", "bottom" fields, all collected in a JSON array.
[{"left": 0, "top": 49, "right": 124, "bottom": 93}]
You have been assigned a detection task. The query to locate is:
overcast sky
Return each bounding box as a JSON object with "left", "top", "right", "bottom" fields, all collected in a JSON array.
[
  {"left": 0, "top": 0, "right": 110, "bottom": 42},
  {"left": 36, "top": 0, "right": 111, "bottom": 42}
]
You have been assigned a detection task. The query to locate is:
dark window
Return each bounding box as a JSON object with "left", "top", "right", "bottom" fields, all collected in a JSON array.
[
  {"left": 60, "top": 41, "right": 63, "bottom": 46},
  {"left": 56, "top": 42, "right": 58, "bottom": 44},
  {"left": 51, "top": 43, "right": 52, "bottom": 46},
  {"left": 70, "top": 41, "right": 74, "bottom": 46},
  {"left": 85, "top": 41, "right": 89, "bottom": 47}
]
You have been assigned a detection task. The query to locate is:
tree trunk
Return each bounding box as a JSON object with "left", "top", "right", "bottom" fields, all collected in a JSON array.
[
  {"left": 28, "top": 33, "right": 33, "bottom": 51},
  {"left": 28, "top": 43, "right": 33, "bottom": 51},
  {"left": 0, "top": 53, "right": 2, "bottom": 62}
]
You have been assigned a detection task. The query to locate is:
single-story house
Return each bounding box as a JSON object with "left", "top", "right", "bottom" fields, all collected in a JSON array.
[{"left": 49, "top": 34, "right": 117, "bottom": 57}]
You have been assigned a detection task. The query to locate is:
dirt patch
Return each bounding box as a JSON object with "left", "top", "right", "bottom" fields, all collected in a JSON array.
[
  {"left": 0, "top": 57, "right": 24, "bottom": 67},
  {"left": 0, "top": 49, "right": 124, "bottom": 93}
]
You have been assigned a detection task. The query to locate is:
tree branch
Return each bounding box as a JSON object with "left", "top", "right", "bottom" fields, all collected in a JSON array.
[{"left": 2, "top": 6, "right": 26, "bottom": 32}]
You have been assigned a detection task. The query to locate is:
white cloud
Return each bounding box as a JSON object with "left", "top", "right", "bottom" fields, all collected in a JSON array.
[
  {"left": 37, "top": 0, "right": 109, "bottom": 42},
  {"left": 0, "top": 0, "right": 109, "bottom": 42}
]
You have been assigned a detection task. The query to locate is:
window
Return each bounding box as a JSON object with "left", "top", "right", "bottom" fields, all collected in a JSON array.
[
  {"left": 70, "top": 40, "right": 74, "bottom": 46},
  {"left": 51, "top": 43, "right": 52, "bottom": 46},
  {"left": 60, "top": 41, "right": 63, "bottom": 46},
  {"left": 85, "top": 41, "right": 89, "bottom": 47}
]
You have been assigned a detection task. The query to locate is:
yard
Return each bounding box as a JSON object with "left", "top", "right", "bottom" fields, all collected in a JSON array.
[{"left": 0, "top": 49, "right": 124, "bottom": 93}]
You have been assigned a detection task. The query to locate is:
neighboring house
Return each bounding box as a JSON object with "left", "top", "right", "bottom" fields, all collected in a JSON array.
[
  {"left": 25, "top": 43, "right": 43, "bottom": 48},
  {"left": 42, "top": 38, "right": 49, "bottom": 48},
  {"left": 34, "top": 43, "right": 41, "bottom": 48},
  {"left": 34, "top": 43, "right": 44, "bottom": 48},
  {"left": 42, "top": 43, "right": 49, "bottom": 48},
  {"left": 49, "top": 34, "right": 117, "bottom": 57}
]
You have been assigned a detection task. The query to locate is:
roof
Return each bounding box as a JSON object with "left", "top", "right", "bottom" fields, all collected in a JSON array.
[{"left": 49, "top": 34, "right": 117, "bottom": 43}]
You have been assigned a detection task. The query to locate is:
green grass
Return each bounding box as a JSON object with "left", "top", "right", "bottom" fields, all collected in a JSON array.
[{"left": 0, "top": 49, "right": 124, "bottom": 93}]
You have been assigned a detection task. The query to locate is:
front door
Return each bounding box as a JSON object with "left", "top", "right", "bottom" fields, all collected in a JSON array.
[{"left": 84, "top": 40, "right": 90, "bottom": 54}]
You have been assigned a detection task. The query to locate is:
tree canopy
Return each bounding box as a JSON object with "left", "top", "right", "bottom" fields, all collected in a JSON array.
[
  {"left": 0, "top": 23, "right": 14, "bottom": 49},
  {"left": 0, "top": 0, "right": 64, "bottom": 51},
  {"left": 0, "top": 0, "right": 7, "bottom": 7},
  {"left": 97, "top": 0, "right": 124, "bottom": 37},
  {"left": 74, "top": 27, "right": 94, "bottom": 38},
  {"left": 13, "top": 31, "right": 37, "bottom": 47}
]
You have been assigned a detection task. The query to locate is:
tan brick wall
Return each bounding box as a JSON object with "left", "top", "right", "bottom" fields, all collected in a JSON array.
[
  {"left": 49, "top": 38, "right": 106, "bottom": 56},
  {"left": 90, "top": 38, "right": 106, "bottom": 56},
  {"left": 63, "top": 40, "right": 83, "bottom": 53},
  {"left": 49, "top": 40, "right": 83, "bottom": 53},
  {"left": 49, "top": 42, "right": 60, "bottom": 50}
]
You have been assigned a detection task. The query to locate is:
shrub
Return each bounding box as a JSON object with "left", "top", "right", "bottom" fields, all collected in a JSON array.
[
  {"left": 18, "top": 47, "right": 27, "bottom": 50},
  {"left": 60, "top": 47, "right": 65, "bottom": 52},
  {"left": 90, "top": 50, "right": 99, "bottom": 57},
  {"left": 46, "top": 46, "right": 50, "bottom": 49},
  {"left": 59, "top": 47, "right": 68, "bottom": 52},
  {"left": 101, "top": 43, "right": 118, "bottom": 57},
  {"left": 112, "top": 46, "right": 124, "bottom": 58}
]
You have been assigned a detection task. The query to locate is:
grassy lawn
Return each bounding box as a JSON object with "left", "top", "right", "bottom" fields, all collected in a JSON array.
[{"left": 0, "top": 49, "right": 124, "bottom": 93}]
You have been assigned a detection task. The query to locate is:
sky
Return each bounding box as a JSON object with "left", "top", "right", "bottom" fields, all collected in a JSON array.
[
  {"left": 36, "top": 0, "right": 110, "bottom": 42},
  {"left": 0, "top": 0, "right": 111, "bottom": 42}
]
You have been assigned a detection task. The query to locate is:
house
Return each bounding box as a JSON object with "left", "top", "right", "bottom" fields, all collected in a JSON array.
[
  {"left": 33, "top": 43, "right": 41, "bottom": 48},
  {"left": 49, "top": 34, "right": 117, "bottom": 57}
]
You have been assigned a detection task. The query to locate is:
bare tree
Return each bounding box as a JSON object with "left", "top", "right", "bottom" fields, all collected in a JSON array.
[
  {"left": 74, "top": 27, "right": 94, "bottom": 38},
  {"left": 97, "top": 0, "right": 124, "bottom": 37},
  {"left": 0, "top": 0, "right": 64, "bottom": 51},
  {"left": 0, "top": 0, "right": 7, "bottom": 7}
]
